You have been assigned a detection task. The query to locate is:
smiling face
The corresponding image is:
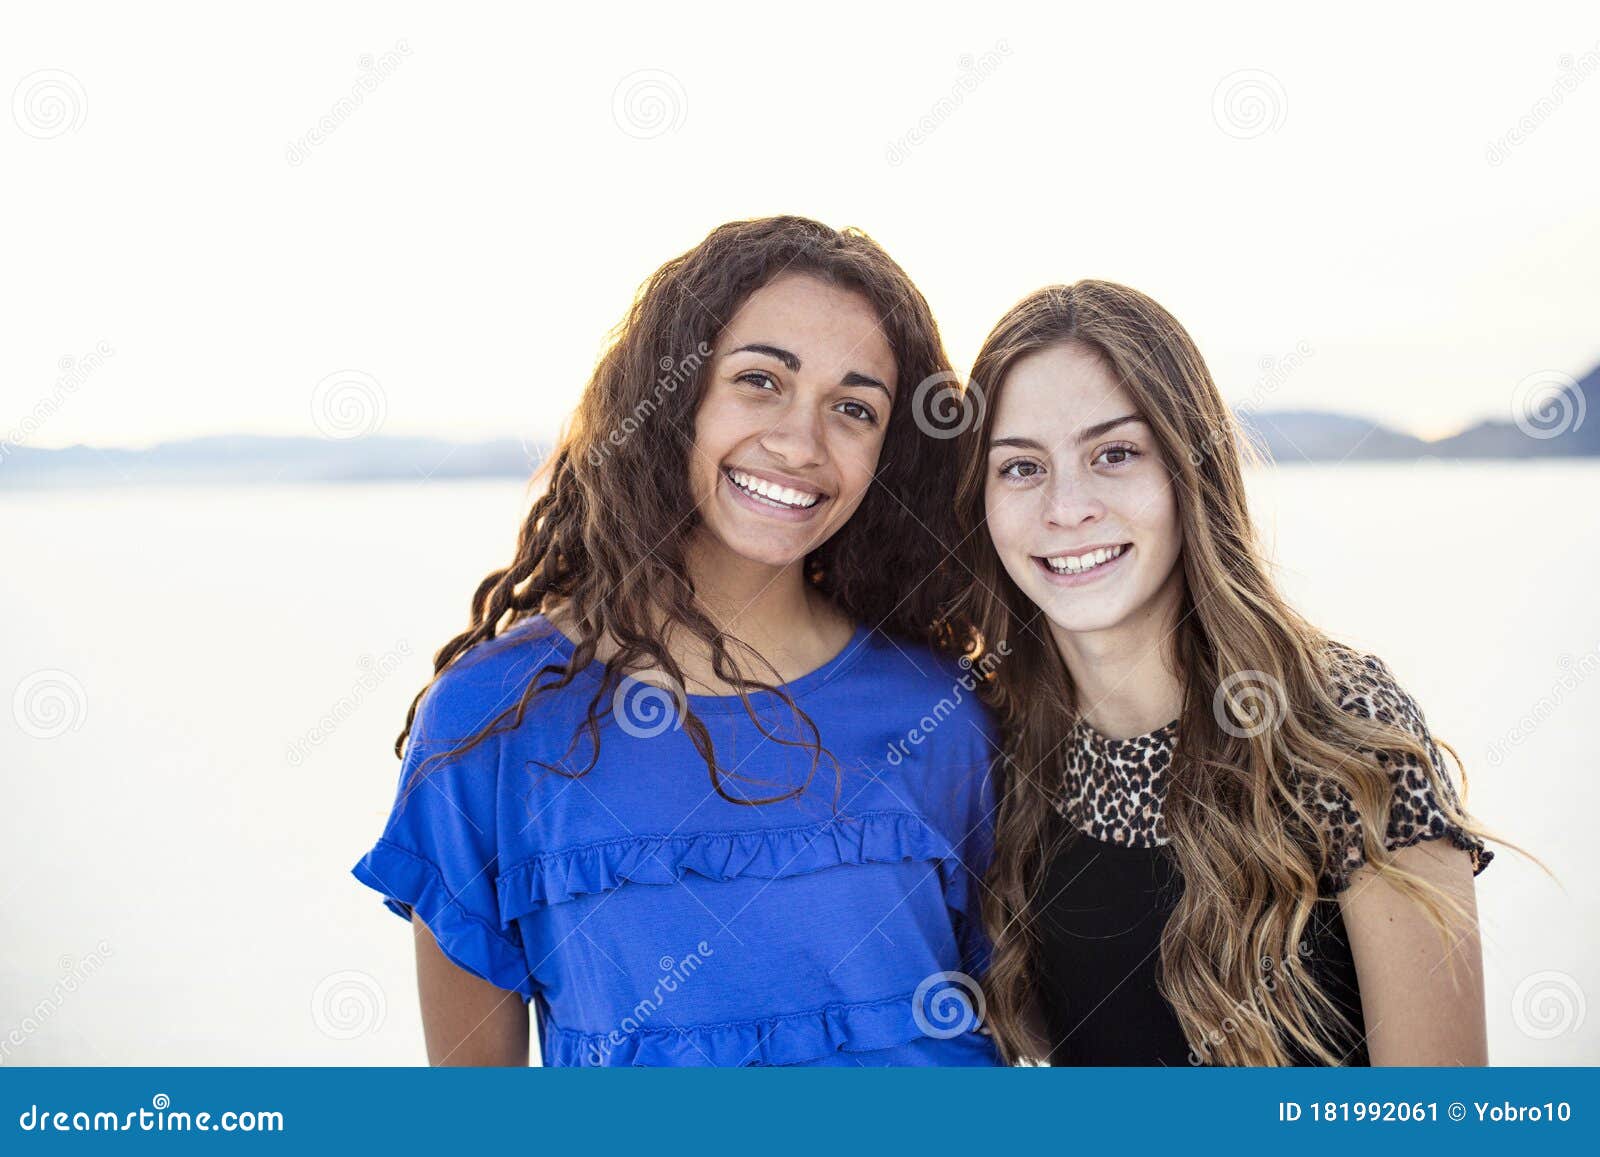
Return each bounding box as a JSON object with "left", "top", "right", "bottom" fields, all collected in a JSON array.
[
  {"left": 983, "top": 341, "right": 1184, "bottom": 638},
  {"left": 688, "top": 272, "right": 898, "bottom": 571}
]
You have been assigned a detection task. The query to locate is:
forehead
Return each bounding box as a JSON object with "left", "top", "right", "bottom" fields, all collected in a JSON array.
[
  {"left": 716, "top": 272, "right": 898, "bottom": 387},
  {"left": 993, "top": 342, "right": 1135, "bottom": 441}
]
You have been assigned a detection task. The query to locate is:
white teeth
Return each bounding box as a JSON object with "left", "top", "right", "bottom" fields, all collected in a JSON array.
[
  {"left": 727, "top": 469, "right": 821, "bottom": 510},
  {"left": 1043, "top": 544, "right": 1127, "bottom": 574}
]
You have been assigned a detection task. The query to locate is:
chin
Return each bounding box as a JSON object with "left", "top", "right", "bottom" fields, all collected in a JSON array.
[
  {"left": 1006, "top": 562, "right": 1139, "bottom": 635},
  {"left": 1036, "top": 597, "right": 1132, "bottom": 636},
  {"left": 701, "top": 520, "right": 814, "bottom": 571}
]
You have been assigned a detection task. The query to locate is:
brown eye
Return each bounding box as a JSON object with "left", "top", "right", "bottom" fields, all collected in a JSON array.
[
  {"left": 998, "top": 459, "right": 1042, "bottom": 480},
  {"left": 835, "top": 399, "right": 878, "bottom": 425},
  {"left": 1093, "top": 443, "right": 1140, "bottom": 468}
]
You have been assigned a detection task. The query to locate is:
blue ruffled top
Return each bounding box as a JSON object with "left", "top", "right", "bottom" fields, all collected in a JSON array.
[{"left": 351, "top": 615, "right": 1001, "bottom": 1066}]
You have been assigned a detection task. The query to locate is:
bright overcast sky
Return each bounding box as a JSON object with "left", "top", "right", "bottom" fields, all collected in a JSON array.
[{"left": 6, "top": 0, "right": 1598, "bottom": 449}]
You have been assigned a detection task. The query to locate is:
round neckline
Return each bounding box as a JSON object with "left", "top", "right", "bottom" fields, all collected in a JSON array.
[
  {"left": 527, "top": 614, "right": 874, "bottom": 715},
  {"left": 1062, "top": 828, "right": 1171, "bottom": 857},
  {"left": 1073, "top": 714, "right": 1180, "bottom": 750}
]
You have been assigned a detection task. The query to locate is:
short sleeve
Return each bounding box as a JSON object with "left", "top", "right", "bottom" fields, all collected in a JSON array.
[
  {"left": 1313, "top": 647, "right": 1495, "bottom": 896},
  {"left": 941, "top": 699, "right": 1001, "bottom": 980},
  {"left": 950, "top": 759, "right": 998, "bottom": 979},
  {"left": 350, "top": 672, "right": 534, "bottom": 1001}
]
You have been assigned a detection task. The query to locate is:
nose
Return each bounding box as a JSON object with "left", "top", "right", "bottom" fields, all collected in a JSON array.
[
  {"left": 756, "top": 396, "right": 827, "bottom": 469},
  {"left": 1042, "top": 471, "right": 1107, "bottom": 528}
]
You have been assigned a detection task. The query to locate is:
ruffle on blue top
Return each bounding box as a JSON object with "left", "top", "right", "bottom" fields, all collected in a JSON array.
[
  {"left": 351, "top": 616, "right": 1000, "bottom": 1067},
  {"left": 353, "top": 839, "right": 535, "bottom": 1001},
  {"left": 541, "top": 988, "right": 973, "bottom": 1068},
  {"left": 495, "top": 808, "right": 976, "bottom": 927}
]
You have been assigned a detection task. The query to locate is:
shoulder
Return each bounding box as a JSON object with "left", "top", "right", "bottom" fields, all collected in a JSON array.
[
  {"left": 1321, "top": 640, "right": 1429, "bottom": 734},
  {"left": 847, "top": 627, "right": 1000, "bottom": 742},
  {"left": 844, "top": 630, "right": 999, "bottom": 830},
  {"left": 412, "top": 615, "right": 581, "bottom": 747},
  {"left": 1306, "top": 640, "right": 1494, "bottom": 893}
]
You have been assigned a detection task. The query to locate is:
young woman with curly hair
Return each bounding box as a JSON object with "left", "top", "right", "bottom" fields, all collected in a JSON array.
[{"left": 352, "top": 217, "right": 998, "bottom": 1067}]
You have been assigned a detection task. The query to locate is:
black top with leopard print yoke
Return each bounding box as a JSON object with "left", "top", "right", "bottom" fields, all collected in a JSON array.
[{"left": 1032, "top": 644, "right": 1494, "bottom": 1067}]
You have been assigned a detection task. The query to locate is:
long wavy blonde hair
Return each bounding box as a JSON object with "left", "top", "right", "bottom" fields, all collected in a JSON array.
[{"left": 953, "top": 281, "right": 1529, "bottom": 1065}]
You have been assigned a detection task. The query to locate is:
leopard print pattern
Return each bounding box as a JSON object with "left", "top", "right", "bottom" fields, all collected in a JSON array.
[{"left": 1055, "top": 642, "right": 1494, "bottom": 893}]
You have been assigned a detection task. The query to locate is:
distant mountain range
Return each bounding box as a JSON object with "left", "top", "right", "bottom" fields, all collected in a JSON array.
[
  {"left": 2, "top": 367, "right": 1594, "bottom": 490},
  {"left": 1238, "top": 362, "right": 1598, "bottom": 463},
  {"left": 0, "top": 434, "right": 554, "bottom": 489}
]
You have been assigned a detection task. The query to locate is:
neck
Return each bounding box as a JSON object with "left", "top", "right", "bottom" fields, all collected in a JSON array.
[
  {"left": 1049, "top": 566, "right": 1186, "bottom": 741},
  {"left": 673, "top": 531, "right": 848, "bottom": 687}
]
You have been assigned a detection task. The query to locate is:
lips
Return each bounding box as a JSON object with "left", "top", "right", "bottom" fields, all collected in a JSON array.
[
  {"left": 1031, "top": 542, "right": 1132, "bottom": 585},
  {"left": 1039, "top": 542, "right": 1129, "bottom": 575},
  {"left": 720, "top": 466, "right": 831, "bottom": 522},
  {"left": 724, "top": 467, "right": 823, "bottom": 510}
]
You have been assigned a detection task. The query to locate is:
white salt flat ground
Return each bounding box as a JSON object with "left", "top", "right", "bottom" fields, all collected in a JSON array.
[{"left": 1, "top": 462, "right": 1594, "bottom": 1065}]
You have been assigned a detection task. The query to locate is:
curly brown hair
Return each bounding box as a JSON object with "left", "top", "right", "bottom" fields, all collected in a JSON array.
[{"left": 397, "top": 215, "right": 974, "bottom": 807}]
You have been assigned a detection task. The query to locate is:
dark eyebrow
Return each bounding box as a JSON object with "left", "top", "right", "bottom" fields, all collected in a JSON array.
[
  {"left": 728, "top": 344, "right": 893, "bottom": 400},
  {"left": 1076, "top": 413, "right": 1143, "bottom": 442},
  {"left": 989, "top": 413, "right": 1144, "bottom": 451},
  {"left": 840, "top": 370, "right": 892, "bottom": 400},
  {"left": 730, "top": 343, "right": 800, "bottom": 372}
]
